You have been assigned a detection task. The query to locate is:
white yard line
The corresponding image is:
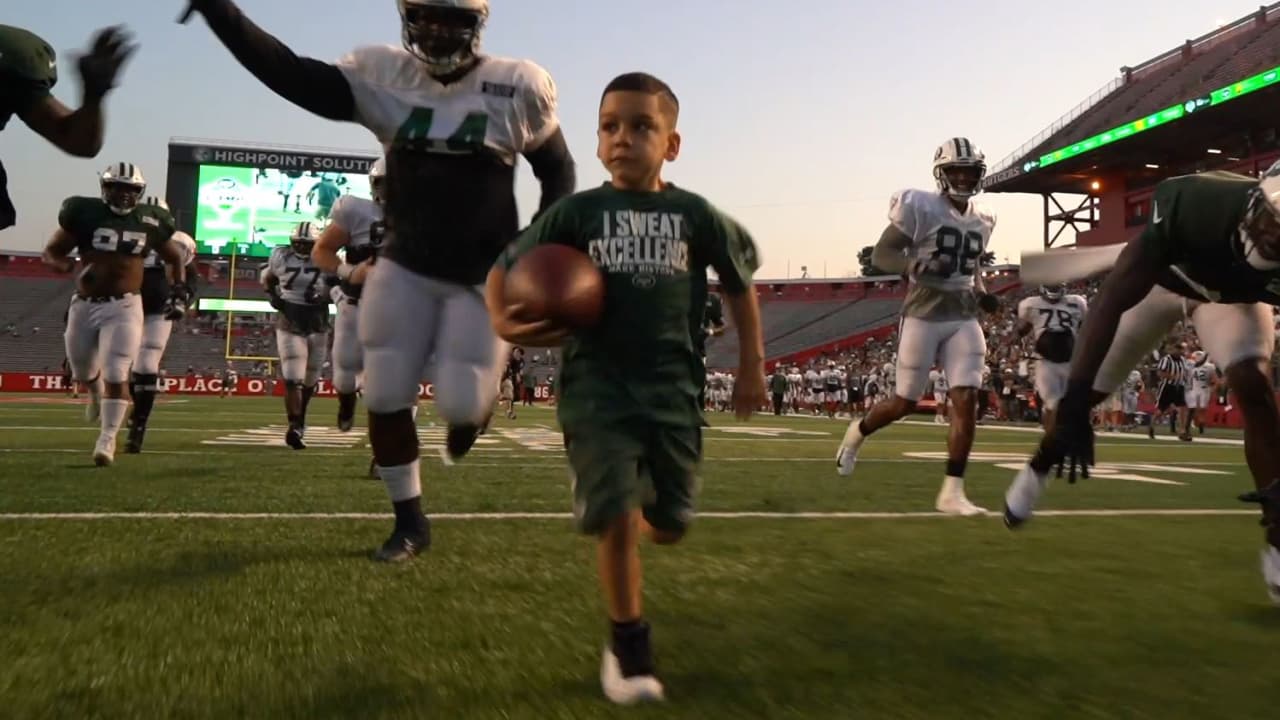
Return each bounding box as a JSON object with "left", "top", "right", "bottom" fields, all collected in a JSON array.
[{"left": 0, "top": 509, "right": 1259, "bottom": 521}]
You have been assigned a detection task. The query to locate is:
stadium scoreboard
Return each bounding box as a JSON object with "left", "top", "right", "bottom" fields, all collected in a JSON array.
[{"left": 166, "top": 140, "right": 379, "bottom": 258}]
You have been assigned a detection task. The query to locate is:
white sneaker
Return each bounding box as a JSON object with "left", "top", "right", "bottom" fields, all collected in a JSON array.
[
  {"left": 935, "top": 477, "right": 987, "bottom": 516},
  {"left": 93, "top": 435, "right": 115, "bottom": 467},
  {"left": 1262, "top": 547, "right": 1280, "bottom": 606},
  {"left": 1003, "top": 464, "right": 1050, "bottom": 529},
  {"left": 935, "top": 492, "right": 987, "bottom": 516},
  {"left": 85, "top": 394, "right": 101, "bottom": 423},
  {"left": 600, "top": 647, "right": 664, "bottom": 705},
  {"left": 836, "top": 420, "right": 865, "bottom": 477}
]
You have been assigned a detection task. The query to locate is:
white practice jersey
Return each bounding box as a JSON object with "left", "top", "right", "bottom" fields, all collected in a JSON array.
[
  {"left": 929, "top": 369, "right": 949, "bottom": 393},
  {"left": 1123, "top": 370, "right": 1143, "bottom": 395},
  {"left": 336, "top": 47, "right": 558, "bottom": 165},
  {"left": 265, "top": 246, "right": 326, "bottom": 305},
  {"left": 329, "top": 195, "right": 385, "bottom": 254},
  {"left": 787, "top": 372, "right": 803, "bottom": 392},
  {"left": 142, "top": 230, "right": 197, "bottom": 270},
  {"left": 1189, "top": 362, "right": 1218, "bottom": 393},
  {"left": 889, "top": 189, "right": 997, "bottom": 294},
  {"left": 806, "top": 370, "right": 823, "bottom": 390},
  {"left": 822, "top": 369, "right": 842, "bottom": 389},
  {"left": 1017, "top": 294, "right": 1088, "bottom": 344}
]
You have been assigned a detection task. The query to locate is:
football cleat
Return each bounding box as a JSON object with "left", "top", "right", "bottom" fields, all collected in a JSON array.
[
  {"left": 373, "top": 526, "right": 431, "bottom": 563},
  {"left": 285, "top": 424, "right": 307, "bottom": 450},
  {"left": 446, "top": 414, "right": 491, "bottom": 460},
  {"left": 93, "top": 435, "right": 116, "bottom": 467},
  {"left": 1003, "top": 464, "right": 1050, "bottom": 528},
  {"left": 835, "top": 420, "right": 864, "bottom": 477},
  {"left": 337, "top": 393, "right": 357, "bottom": 432},
  {"left": 124, "top": 424, "right": 146, "bottom": 454},
  {"left": 601, "top": 622, "right": 664, "bottom": 705},
  {"left": 936, "top": 492, "right": 987, "bottom": 517}
]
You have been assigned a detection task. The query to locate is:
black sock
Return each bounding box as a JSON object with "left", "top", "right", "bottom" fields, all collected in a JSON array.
[
  {"left": 1029, "top": 444, "right": 1056, "bottom": 474},
  {"left": 288, "top": 413, "right": 302, "bottom": 429},
  {"left": 130, "top": 373, "right": 159, "bottom": 427},
  {"left": 392, "top": 497, "right": 426, "bottom": 535},
  {"left": 946, "top": 459, "right": 967, "bottom": 478},
  {"left": 610, "top": 620, "right": 654, "bottom": 677},
  {"left": 300, "top": 385, "right": 315, "bottom": 424},
  {"left": 858, "top": 419, "right": 873, "bottom": 438}
]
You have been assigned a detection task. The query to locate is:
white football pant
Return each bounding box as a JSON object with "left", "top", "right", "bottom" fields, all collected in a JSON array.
[
  {"left": 331, "top": 295, "right": 363, "bottom": 394},
  {"left": 1093, "top": 286, "right": 1272, "bottom": 394},
  {"left": 65, "top": 294, "right": 144, "bottom": 385},
  {"left": 359, "top": 257, "right": 506, "bottom": 423},
  {"left": 895, "top": 317, "right": 987, "bottom": 400},
  {"left": 276, "top": 329, "right": 328, "bottom": 386},
  {"left": 1033, "top": 359, "right": 1069, "bottom": 411},
  {"left": 134, "top": 315, "right": 173, "bottom": 376}
]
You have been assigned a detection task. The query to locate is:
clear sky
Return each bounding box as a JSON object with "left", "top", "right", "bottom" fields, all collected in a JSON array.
[{"left": 0, "top": 0, "right": 1253, "bottom": 278}]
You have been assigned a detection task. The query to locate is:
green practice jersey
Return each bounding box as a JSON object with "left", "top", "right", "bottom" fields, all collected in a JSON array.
[
  {"left": 0, "top": 24, "right": 56, "bottom": 131},
  {"left": 1140, "top": 171, "right": 1280, "bottom": 304},
  {"left": 58, "top": 197, "right": 178, "bottom": 258},
  {"left": 502, "top": 183, "right": 760, "bottom": 428}
]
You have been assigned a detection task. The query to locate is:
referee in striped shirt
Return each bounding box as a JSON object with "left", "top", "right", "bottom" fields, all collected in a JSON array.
[{"left": 1150, "top": 341, "right": 1191, "bottom": 440}]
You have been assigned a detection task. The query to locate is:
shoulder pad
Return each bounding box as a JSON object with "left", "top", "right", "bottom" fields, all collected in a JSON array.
[
  {"left": 0, "top": 24, "right": 57, "bottom": 89},
  {"left": 335, "top": 44, "right": 416, "bottom": 87}
]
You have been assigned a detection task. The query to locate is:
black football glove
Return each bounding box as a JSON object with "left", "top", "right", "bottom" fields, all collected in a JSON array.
[
  {"left": 1047, "top": 380, "right": 1095, "bottom": 483},
  {"left": 163, "top": 281, "right": 194, "bottom": 321},
  {"left": 266, "top": 285, "right": 286, "bottom": 312},
  {"left": 978, "top": 293, "right": 1000, "bottom": 314},
  {"left": 76, "top": 26, "right": 137, "bottom": 101},
  {"left": 907, "top": 254, "right": 955, "bottom": 280}
]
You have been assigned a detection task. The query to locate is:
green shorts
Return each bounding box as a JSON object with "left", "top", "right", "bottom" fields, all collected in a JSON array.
[{"left": 564, "top": 423, "right": 702, "bottom": 535}]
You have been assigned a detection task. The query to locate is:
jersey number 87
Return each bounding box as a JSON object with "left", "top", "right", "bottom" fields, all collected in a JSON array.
[{"left": 933, "top": 226, "right": 983, "bottom": 278}]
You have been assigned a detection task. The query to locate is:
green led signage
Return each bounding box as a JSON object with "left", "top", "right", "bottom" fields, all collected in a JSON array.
[
  {"left": 1022, "top": 64, "right": 1280, "bottom": 173},
  {"left": 198, "top": 298, "right": 338, "bottom": 316}
]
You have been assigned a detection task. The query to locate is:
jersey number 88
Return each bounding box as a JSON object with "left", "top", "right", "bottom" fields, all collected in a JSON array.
[{"left": 933, "top": 226, "right": 983, "bottom": 278}]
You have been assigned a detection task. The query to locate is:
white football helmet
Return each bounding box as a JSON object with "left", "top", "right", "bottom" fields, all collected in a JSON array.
[
  {"left": 100, "top": 162, "right": 146, "bottom": 215},
  {"left": 398, "top": 0, "right": 489, "bottom": 77},
  {"left": 1191, "top": 350, "right": 1207, "bottom": 365},
  {"left": 1040, "top": 283, "right": 1065, "bottom": 302},
  {"left": 933, "top": 138, "right": 986, "bottom": 200},
  {"left": 369, "top": 156, "right": 387, "bottom": 205},
  {"left": 290, "top": 222, "right": 319, "bottom": 256},
  {"left": 1241, "top": 159, "right": 1280, "bottom": 270}
]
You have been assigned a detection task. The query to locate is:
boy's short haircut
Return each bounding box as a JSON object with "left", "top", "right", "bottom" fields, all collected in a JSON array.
[{"left": 601, "top": 72, "right": 680, "bottom": 124}]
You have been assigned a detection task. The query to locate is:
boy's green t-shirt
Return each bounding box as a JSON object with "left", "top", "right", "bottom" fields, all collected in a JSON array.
[{"left": 502, "top": 183, "right": 760, "bottom": 429}]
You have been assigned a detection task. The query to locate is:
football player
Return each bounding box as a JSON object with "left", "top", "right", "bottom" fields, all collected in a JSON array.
[
  {"left": 1015, "top": 283, "right": 1087, "bottom": 432},
  {"left": 261, "top": 222, "right": 331, "bottom": 450},
  {"left": 312, "top": 157, "right": 385, "bottom": 432},
  {"left": 836, "top": 139, "right": 1000, "bottom": 516},
  {"left": 125, "top": 196, "right": 199, "bottom": 453},
  {"left": 1004, "top": 162, "right": 1280, "bottom": 604},
  {"left": 0, "top": 25, "right": 134, "bottom": 230},
  {"left": 42, "top": 164, "right": 192, "bottom": 465},
  {"left": 184, "top": 0, "right": 576, "bottom": 561},
  {"left": 1185, "top": 350, "right": 1219, "bottom": 436},
  {"left": 929, "top": 367, "right": 948, "bottom": 424}
]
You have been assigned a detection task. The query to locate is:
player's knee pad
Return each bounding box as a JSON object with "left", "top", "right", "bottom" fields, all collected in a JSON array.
[{"left": 362, "top": 349, "right": 422, "bottom": 414}]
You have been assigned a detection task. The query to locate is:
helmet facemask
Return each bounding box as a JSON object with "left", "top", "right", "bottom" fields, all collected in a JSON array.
[
  {"left": 1040, "top": 283, "right": 1065, "bottom": 302},
  {"left": 934, "top": 163, "right": 985, "bottom": 200},
  {"left": 102, "top": 180, "right": 144, "bottom": 216},
  {"left": 1240, "top": 186, "right": 1280, "bottom": 271},
  {"left": 400, "top": 3, "right": 487, "bottom": 77}
]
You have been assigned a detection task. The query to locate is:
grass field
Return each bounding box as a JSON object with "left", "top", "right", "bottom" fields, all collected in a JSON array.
[{"left": 0, "top": 395, "right": 1275, "bottom": 719}]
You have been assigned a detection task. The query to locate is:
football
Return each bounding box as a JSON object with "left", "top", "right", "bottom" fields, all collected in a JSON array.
[{"left": 504, "top": 244, "right": 605, "bottom": 330}]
